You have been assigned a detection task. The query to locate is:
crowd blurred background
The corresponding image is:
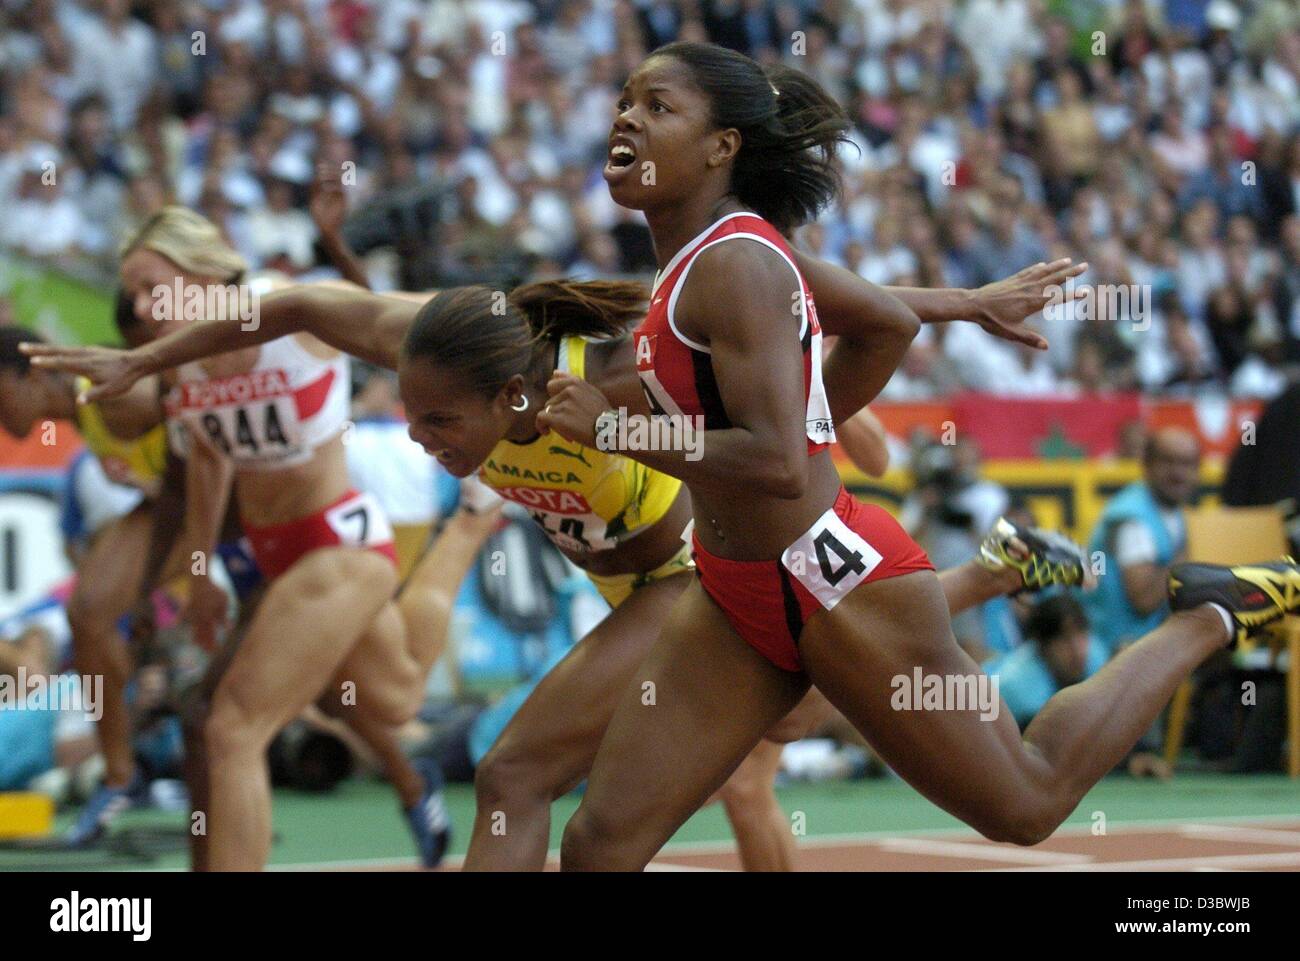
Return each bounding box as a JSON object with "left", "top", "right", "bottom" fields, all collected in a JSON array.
[{"left": 2, "top": 0, "right": 1299, "bottom": 400}]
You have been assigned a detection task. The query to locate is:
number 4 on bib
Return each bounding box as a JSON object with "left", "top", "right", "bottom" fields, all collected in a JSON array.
[{"left": 782, "top": 512, "right": 883, "bottom": 611}]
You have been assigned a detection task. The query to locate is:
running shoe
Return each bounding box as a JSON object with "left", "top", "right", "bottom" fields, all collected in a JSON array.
[
  {"left": 977, "top": 517, "right": 1089, "bottom": 591},
  {"left": 1169, "top": 558, "right": 1300, "bottom": 649},
  {"left": 64, "top": 771, "right": 143, "bottom": 848},
  {"left": 405, "top": 758, "right": 452, "bottom": 869}
]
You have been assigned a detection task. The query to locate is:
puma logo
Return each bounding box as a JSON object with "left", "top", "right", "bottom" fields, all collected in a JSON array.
[
  {"left": 1236, "top": 564, "right": 1300, "bottom": 614},
  {"left": 548, "top": 445, "right": 591, "bottom": 467}
]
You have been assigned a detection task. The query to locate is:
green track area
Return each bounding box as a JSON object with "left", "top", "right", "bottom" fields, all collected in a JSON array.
[{"left": 0, "top": 773, "right": 1296, "bottom": 871}]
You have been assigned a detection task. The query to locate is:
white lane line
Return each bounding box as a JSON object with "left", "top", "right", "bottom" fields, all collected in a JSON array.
[
  {"left": 645, "top": 862, "right": 730, "bottom": 872},
  {"left": 1177, "top": 823, "right": 1300, "bottom": 846},
  {"left": 875, "top": 837, "right": 1092, "bottom": 865},
  {"left": 990, "top": 850, "right": 1300, "bottom": 872}
]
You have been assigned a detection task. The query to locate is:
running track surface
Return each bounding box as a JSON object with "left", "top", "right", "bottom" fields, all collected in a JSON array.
[
  {"left": 288, "top": 818, "right": 1300, "bottom": 872},
  {"left": 8, "top": 772, "right": 1293, "bottom": 872},
  {"left": 635, "top": 818, "right": 1300, "bottom": 872}
]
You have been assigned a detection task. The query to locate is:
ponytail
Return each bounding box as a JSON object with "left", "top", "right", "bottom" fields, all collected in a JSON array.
[
  {"left": 756, "top": 63, "right": 852, "bottom": 229},
  {"left": 507, "top": 279, "right": 647, "bottom": 342},
  {"left": 404, "top": 280, "right": 647, "bottom": 397}
]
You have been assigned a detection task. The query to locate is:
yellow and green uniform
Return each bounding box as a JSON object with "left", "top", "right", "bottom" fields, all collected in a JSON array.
[
  {"left": 477, "top": 337, "right": 690, "bottom": 608},
  {"left": 74, "top": 377, "right": 168, "bottom": 497}
]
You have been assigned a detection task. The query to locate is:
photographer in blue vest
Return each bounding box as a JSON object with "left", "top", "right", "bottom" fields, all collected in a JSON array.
[{"left": 1086, "top": 428, "right": 1201, "bottom": 655}]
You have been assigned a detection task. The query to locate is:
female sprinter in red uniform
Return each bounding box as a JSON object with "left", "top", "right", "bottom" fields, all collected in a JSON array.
[{"left": 535, "top": 42, "right": 1300, "bottom": 869}]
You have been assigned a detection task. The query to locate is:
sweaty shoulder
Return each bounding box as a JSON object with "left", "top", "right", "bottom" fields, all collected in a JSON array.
[{"left": 674, "top": 237, "right": 802, "bottom": 346}]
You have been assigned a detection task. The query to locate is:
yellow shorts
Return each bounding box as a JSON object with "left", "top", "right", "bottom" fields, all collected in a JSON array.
[{"left": 586, "top": 539, "right": 695, "bottom": 609}]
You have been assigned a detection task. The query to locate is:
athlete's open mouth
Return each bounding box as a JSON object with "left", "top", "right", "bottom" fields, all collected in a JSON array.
[
  {"left": 607, "top": 145, "right": 635, "bottom": 168},
  {"left": 606, "top": 137, "right": 638, "bottom": 171}
]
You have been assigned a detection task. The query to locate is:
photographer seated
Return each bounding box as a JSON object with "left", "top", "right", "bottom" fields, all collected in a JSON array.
[{"left": 986, "top": 594, "right": 1106, "bottom": 730}]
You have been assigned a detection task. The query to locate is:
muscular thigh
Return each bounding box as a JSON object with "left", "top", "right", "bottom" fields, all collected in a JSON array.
[
  {"left": 490, "top": 572, "right": 690, "bottom": 791},
  {"left": 177, "top": 582, "right": 264, "bottom": 722},
  {"left": 211, "top": 548, "right": 395, "bottom": 735}
]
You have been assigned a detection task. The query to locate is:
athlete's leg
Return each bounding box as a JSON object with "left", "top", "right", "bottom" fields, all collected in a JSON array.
[
  {"left": 464, "top": 572, "right": 690, "bottom": 871},
  {"left": 395, "top": 508, "right": 501, "bottom": 672},
  {"left": 761, "top": 687, "right": 839, "bottom": 743},
  {"left": 65, "top": 506, "right": 153, "bottom": 788},
  {"left": 798, "top": 569, "right": 1227, "bottom": 845},
  {"left": 204, "top": 547, "right": 398, "bottom": 870},
  {"left": 191, "top": 608, "right": 427, "bottom": 868},
  {"left": 329, "top": 708, "right": 422, "bottom": 806},
  {"left": 745, "top": 538, "right": 1035, "bottom": 751},
  {"left": 179, "top": 612, "right": 249, "bottom": 872},
  {"left": 561, "top": 578, "right": 809, "bottom": 871},
  {"left": 712, "top": 738, "right": 793, "bottom": 871},
  {"left": 310, "top": 685, "right": 425, "bottom": 809},
  {"left": 328, "top": 510, "right": 503, "bottom": 726},
  {"left": 936, "top": 559, "right": 1021, "bottom": 617},
  {"left": 320, "top": 600, "right": 422, "bottom": 726},
  {"left": 363, "top": 508, "right": 499, "bottom": 797},
  {"left": 309, "top": 513, "right": 499, "bottom": 864}
]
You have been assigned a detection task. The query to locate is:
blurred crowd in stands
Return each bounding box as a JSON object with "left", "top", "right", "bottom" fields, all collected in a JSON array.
[{"left": 1, "top": 0, "right": 1299, "bottom": 401}]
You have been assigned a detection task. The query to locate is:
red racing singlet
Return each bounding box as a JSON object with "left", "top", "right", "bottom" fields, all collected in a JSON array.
[
  {"left": 164, "top": 335, "right": 351, "bottom": 471},
  {"left": 632, "top": 211, "right": 835, "bottom": 453}
]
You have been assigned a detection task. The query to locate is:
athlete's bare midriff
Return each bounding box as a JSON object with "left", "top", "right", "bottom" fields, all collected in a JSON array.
[
  {"left": 234, "top": 432, "right": 351, "bottom": 527},
  {"left": 691, "top": 449, "right": 843, "bottom": 561}
]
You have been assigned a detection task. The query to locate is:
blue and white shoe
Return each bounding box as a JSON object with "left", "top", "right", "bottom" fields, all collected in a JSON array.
[
  {"left": 405, "top": 759, "right": 452, "bottom": 868},
  {"left": 65, "top": 773, "right": 142, "bottom": 848}
]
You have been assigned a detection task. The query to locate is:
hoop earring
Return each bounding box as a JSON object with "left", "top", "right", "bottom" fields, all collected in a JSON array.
[{"left": 509, "top": 395, "right": 530, "bottom": 413}]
